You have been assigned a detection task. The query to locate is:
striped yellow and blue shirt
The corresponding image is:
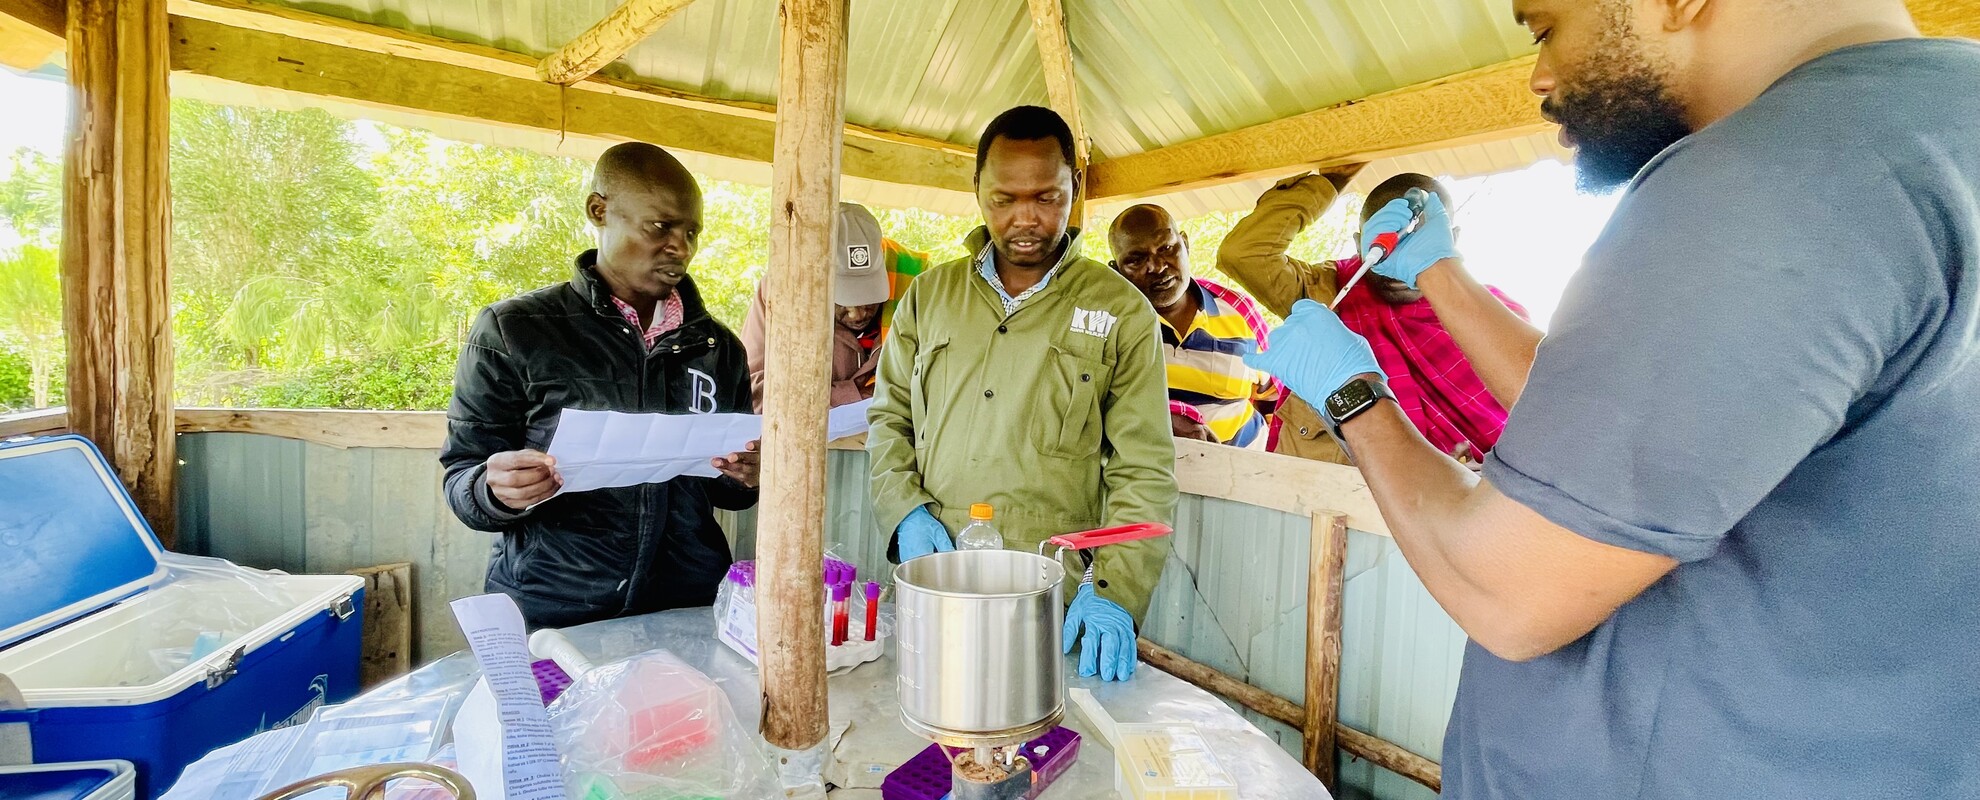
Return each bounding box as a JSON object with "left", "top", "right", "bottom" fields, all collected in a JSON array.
[{"left": 1163, "top": 279, "right": 1280, "bottom": 449}]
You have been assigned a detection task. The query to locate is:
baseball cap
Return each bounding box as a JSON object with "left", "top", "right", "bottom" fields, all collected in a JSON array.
[{"left": 834, "top": 202, "right": 889, "bottom": 308}]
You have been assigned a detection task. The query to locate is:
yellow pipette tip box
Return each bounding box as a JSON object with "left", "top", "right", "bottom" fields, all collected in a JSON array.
[{"left": 1111, "top": 723, "right": 1239, "bottom": 800}]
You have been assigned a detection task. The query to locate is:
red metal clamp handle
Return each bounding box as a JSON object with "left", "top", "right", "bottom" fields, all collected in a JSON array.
[{"left": 1045, "top": 522, "right": 1173, "bottom": 552}]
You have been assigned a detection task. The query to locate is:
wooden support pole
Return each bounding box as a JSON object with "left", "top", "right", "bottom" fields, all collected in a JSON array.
[
  {"left": 755, "top": 0, "right": 845, "bottom": 752},
  {"left": 538, "top": 0, "right": 698, "bottom": 86},
  {"left": 62, "top": 0, "right": 176, "bottom": 545},
  {"left": 1303, "top": 513, "right": 1349, "bottom": 788}
]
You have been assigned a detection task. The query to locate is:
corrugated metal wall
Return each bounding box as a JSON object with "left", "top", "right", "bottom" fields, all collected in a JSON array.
[{"left": 177, "top": 433, "right": 1457, "bottom": 799}]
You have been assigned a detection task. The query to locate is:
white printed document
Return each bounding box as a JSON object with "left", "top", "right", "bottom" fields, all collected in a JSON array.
[
  {"left": 544, "top": 399, "right": 874, "bottom": 495},
  {"left": 450, "top": 593, "right": 569, "bottom": 800}
]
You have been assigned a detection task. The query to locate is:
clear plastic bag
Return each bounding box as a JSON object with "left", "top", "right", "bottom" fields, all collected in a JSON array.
[
  {"left": 548, "top": 648, "right": 778, "bottom": 800},
  {"left": 113, "top": 552, "right": 304, "bottom": 686}
]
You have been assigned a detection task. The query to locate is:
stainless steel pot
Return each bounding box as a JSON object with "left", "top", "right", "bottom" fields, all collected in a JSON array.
[
  {"left": 895, "top": 547, "right": 1065, "bottom": 748},
  {"left": 893, "top": 523, "right": 1172, "bottom": 749}
]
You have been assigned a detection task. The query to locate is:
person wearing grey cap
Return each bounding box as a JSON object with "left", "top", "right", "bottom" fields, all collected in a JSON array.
[{"left": 741, "top": 201, "right": 924, "bottom": 412}]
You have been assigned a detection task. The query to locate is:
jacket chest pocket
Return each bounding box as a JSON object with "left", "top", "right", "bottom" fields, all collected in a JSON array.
[
  {"left": 911, "top": 337, "right": 950, "bottom": 452},
  {"left": 1033, "top": 341, "right": 1108, "bottom": 459}
]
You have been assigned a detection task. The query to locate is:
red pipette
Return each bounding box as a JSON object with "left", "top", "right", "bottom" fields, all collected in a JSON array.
[{"left": 1330, "top": 187, "right": 1431, "bottom": 309}]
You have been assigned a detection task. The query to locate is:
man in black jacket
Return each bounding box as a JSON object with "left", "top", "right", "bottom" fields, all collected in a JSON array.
[{"left": 441, "top": 142, "right": 760, "bottom": 629}]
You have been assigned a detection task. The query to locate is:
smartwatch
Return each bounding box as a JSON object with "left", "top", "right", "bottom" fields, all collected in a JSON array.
[{"left": 1321, "top": 377, "right": 1395, "bottom": 459}]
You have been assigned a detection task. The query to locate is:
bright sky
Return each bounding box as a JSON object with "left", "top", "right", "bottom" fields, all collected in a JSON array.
[
  {"left": 0, "top": 69, "right": 68, "bottom": 157},
  {"left": 1443, "top": 161, "right": 1622, "bottom": 329},
  {"left": 0, "top": 67, "right": 1618, "bottom": 328}
]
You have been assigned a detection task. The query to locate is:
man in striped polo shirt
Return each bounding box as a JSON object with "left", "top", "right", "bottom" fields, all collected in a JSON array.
[{"left": 1109, "top": 205, "right": 1280, "bottom": 450}]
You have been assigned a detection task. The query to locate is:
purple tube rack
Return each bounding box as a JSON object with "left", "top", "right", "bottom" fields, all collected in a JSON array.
[
  {"left": 880, "top": 726, "right": 1081, "bottom": 800},
  {"left": 532, "top": 659, "right": 573, "bottom": 706}
]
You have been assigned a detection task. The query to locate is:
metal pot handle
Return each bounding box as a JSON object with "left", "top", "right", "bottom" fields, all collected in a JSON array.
[
  {"left": 1038, "top": 522, "right": 1173, "bottom": 555},
  {"left": 252, "top": 762, "right": 475, "bottom": 800}
]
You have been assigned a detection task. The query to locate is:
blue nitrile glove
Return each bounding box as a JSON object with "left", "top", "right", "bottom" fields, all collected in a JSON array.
[
  {"left": 1062, "top": 582, "right": 1137, "bottom": 681},
  {"left": 1243, "top": 300, "right": 1385, "bottom": 406},
  {"left": 894, "top": 505, "right": 954, "bottom": 561},
  {"left": 1360, "top": 192, "right": 1459, "bottom": 288}
]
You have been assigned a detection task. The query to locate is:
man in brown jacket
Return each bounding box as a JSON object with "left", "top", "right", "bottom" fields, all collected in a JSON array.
[
  {"left": 741, "top": 202, "right": 924, "bottom": 412},
  {"left": 1217, "top": 171, "right": 1522, "bottom": 465}
]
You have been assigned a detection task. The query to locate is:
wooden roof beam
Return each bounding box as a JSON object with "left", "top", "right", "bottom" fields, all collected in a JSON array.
[
  {"left": 1025, "top": 0, "right": 1085, "bottom": 163},
  {"left": 1089, "top": 0, "right": 1980, "bottom": 203},
  {"left": 0, "top": 0, "right": 62, "bottom": 68},
  {"left": 539, "top": 0, "right": 697, "bottom": 86},
  {"left": 166, "top": 17, "right": 976, "bottom": 192},
  {"left": 162, "top": 0, "right": 968, "bottom": 156},
  {"left": 4, "top": 0, "right": 971, "bottom": 190},
  {"left": 1087, "top": 57, "right": 1550, "bottom": 202}
]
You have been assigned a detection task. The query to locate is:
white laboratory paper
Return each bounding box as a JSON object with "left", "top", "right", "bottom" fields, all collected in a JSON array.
[
  {"left": 827, "top": 398, "right": 875, "bottom": 440},
  {"left": 449, "top": 593, "right": 568, "bottom": 800},
  {"left": 545, "top": 409, "right": 757, "bottom": 495},
  {"left": 544, "top": 399, "right": 875, "bottom": 496}
]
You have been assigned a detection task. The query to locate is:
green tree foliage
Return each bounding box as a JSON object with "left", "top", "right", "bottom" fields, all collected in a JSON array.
[
  {"left": 0, "top": 149, "right": 63, "bottom": 411},
  {"left": 0, "top": 101, "right": 1362, "bottom": 413}
]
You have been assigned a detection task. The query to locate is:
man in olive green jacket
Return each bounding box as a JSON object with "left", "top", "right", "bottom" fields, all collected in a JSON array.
[{"left": 868, "top": 107, "right": 1177, "bottom": 657}]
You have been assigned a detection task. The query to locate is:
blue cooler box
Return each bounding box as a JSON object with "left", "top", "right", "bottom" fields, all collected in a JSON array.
[
  {"left": 0, "top": 760, "right": 136, "bottom": 800},
  {"left": 0, "top": 436, "right": 365, "bottom": 799}
]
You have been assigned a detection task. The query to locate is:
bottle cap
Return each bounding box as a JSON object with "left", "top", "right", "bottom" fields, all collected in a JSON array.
[{"left": 970, "top": 503, "right": 994, "bottom": 521}]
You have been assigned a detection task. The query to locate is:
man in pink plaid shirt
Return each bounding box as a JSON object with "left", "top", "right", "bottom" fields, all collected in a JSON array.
[{"left": 1218, "top": 171, "right": 1525, "bottom": 465}]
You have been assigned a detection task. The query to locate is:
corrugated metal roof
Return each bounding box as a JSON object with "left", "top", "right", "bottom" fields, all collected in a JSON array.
[
  {"left": 252, "top": 0, "right": 1537, "bottom": 158},
  {"left": 1068, "top": 0, "right": 1534, "bottom": 159}
]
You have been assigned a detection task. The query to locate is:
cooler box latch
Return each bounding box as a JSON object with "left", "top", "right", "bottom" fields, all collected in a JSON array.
[
  {"left": 205, "top": 648, "right": 244, "bottom": 689},
  {"left": 333, "top": 594, "right": 356, "bottom": 621}
]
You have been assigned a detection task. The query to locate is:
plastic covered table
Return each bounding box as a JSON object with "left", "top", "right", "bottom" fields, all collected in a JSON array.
[{"left": 169, "top": 606, "right": 1330, "bottom": 799}]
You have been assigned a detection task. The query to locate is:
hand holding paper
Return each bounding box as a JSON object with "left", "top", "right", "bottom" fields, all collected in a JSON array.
[
  {"left": 710, "top": 440, "right": 760, "bottom": 488},
  {"left": 486, "top": 450, "right": 562, "bottom": 509},
  {"left": 545, "top": 399, "right": 874, "bottom": 496}
]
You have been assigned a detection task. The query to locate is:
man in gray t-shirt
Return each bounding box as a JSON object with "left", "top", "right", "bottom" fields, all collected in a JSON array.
[{"left": 1247, "top": 1, "right": 1980, "bottom": 797}]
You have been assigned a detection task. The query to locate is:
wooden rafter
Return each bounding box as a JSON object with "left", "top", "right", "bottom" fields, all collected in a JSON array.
[
  {"left": 13, "top": 0, "right": 958, "bottom": 175},
  {"left": 1087, "top": 57, "right": 1549, "bottom": 202},
  {"left": 164, "top": 17, "right": 974, "bottom": 192},
  {"left": 1090, "top": 0, "right": 1980, "bottom": 202},
  {"left": 539, "top": 0, "right": 697, "bottom": 86},
  {"left": 1025, "top": 0, "right": 1088, "bottom": 223},
  {"left": 0, "top": 0, "right": 60, "bottom": 68},
  {"left": 163, "top": 0, "right": 967, "bottom": 155},
  {"left": 1024, "top": 0, "right": 1084, "bottom": 163}
]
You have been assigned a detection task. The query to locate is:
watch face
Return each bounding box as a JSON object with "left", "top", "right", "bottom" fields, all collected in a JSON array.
[{"left": 1326, "top": 379, "right": 1377, "bottom": 419}]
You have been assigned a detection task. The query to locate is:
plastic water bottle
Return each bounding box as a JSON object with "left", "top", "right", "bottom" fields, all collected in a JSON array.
[{"left": 956, "top": 503, "right": 1003, "bottom": 550}]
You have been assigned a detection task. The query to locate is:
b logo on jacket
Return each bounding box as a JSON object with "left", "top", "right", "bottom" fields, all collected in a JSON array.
[{"left": 688, "top": 369, "right": 719, "bottom": 413}]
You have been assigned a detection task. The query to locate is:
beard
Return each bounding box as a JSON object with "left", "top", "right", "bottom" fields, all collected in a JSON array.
[{"left": 1549, "top": 10, "right": 1694, "bottom": 193}]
